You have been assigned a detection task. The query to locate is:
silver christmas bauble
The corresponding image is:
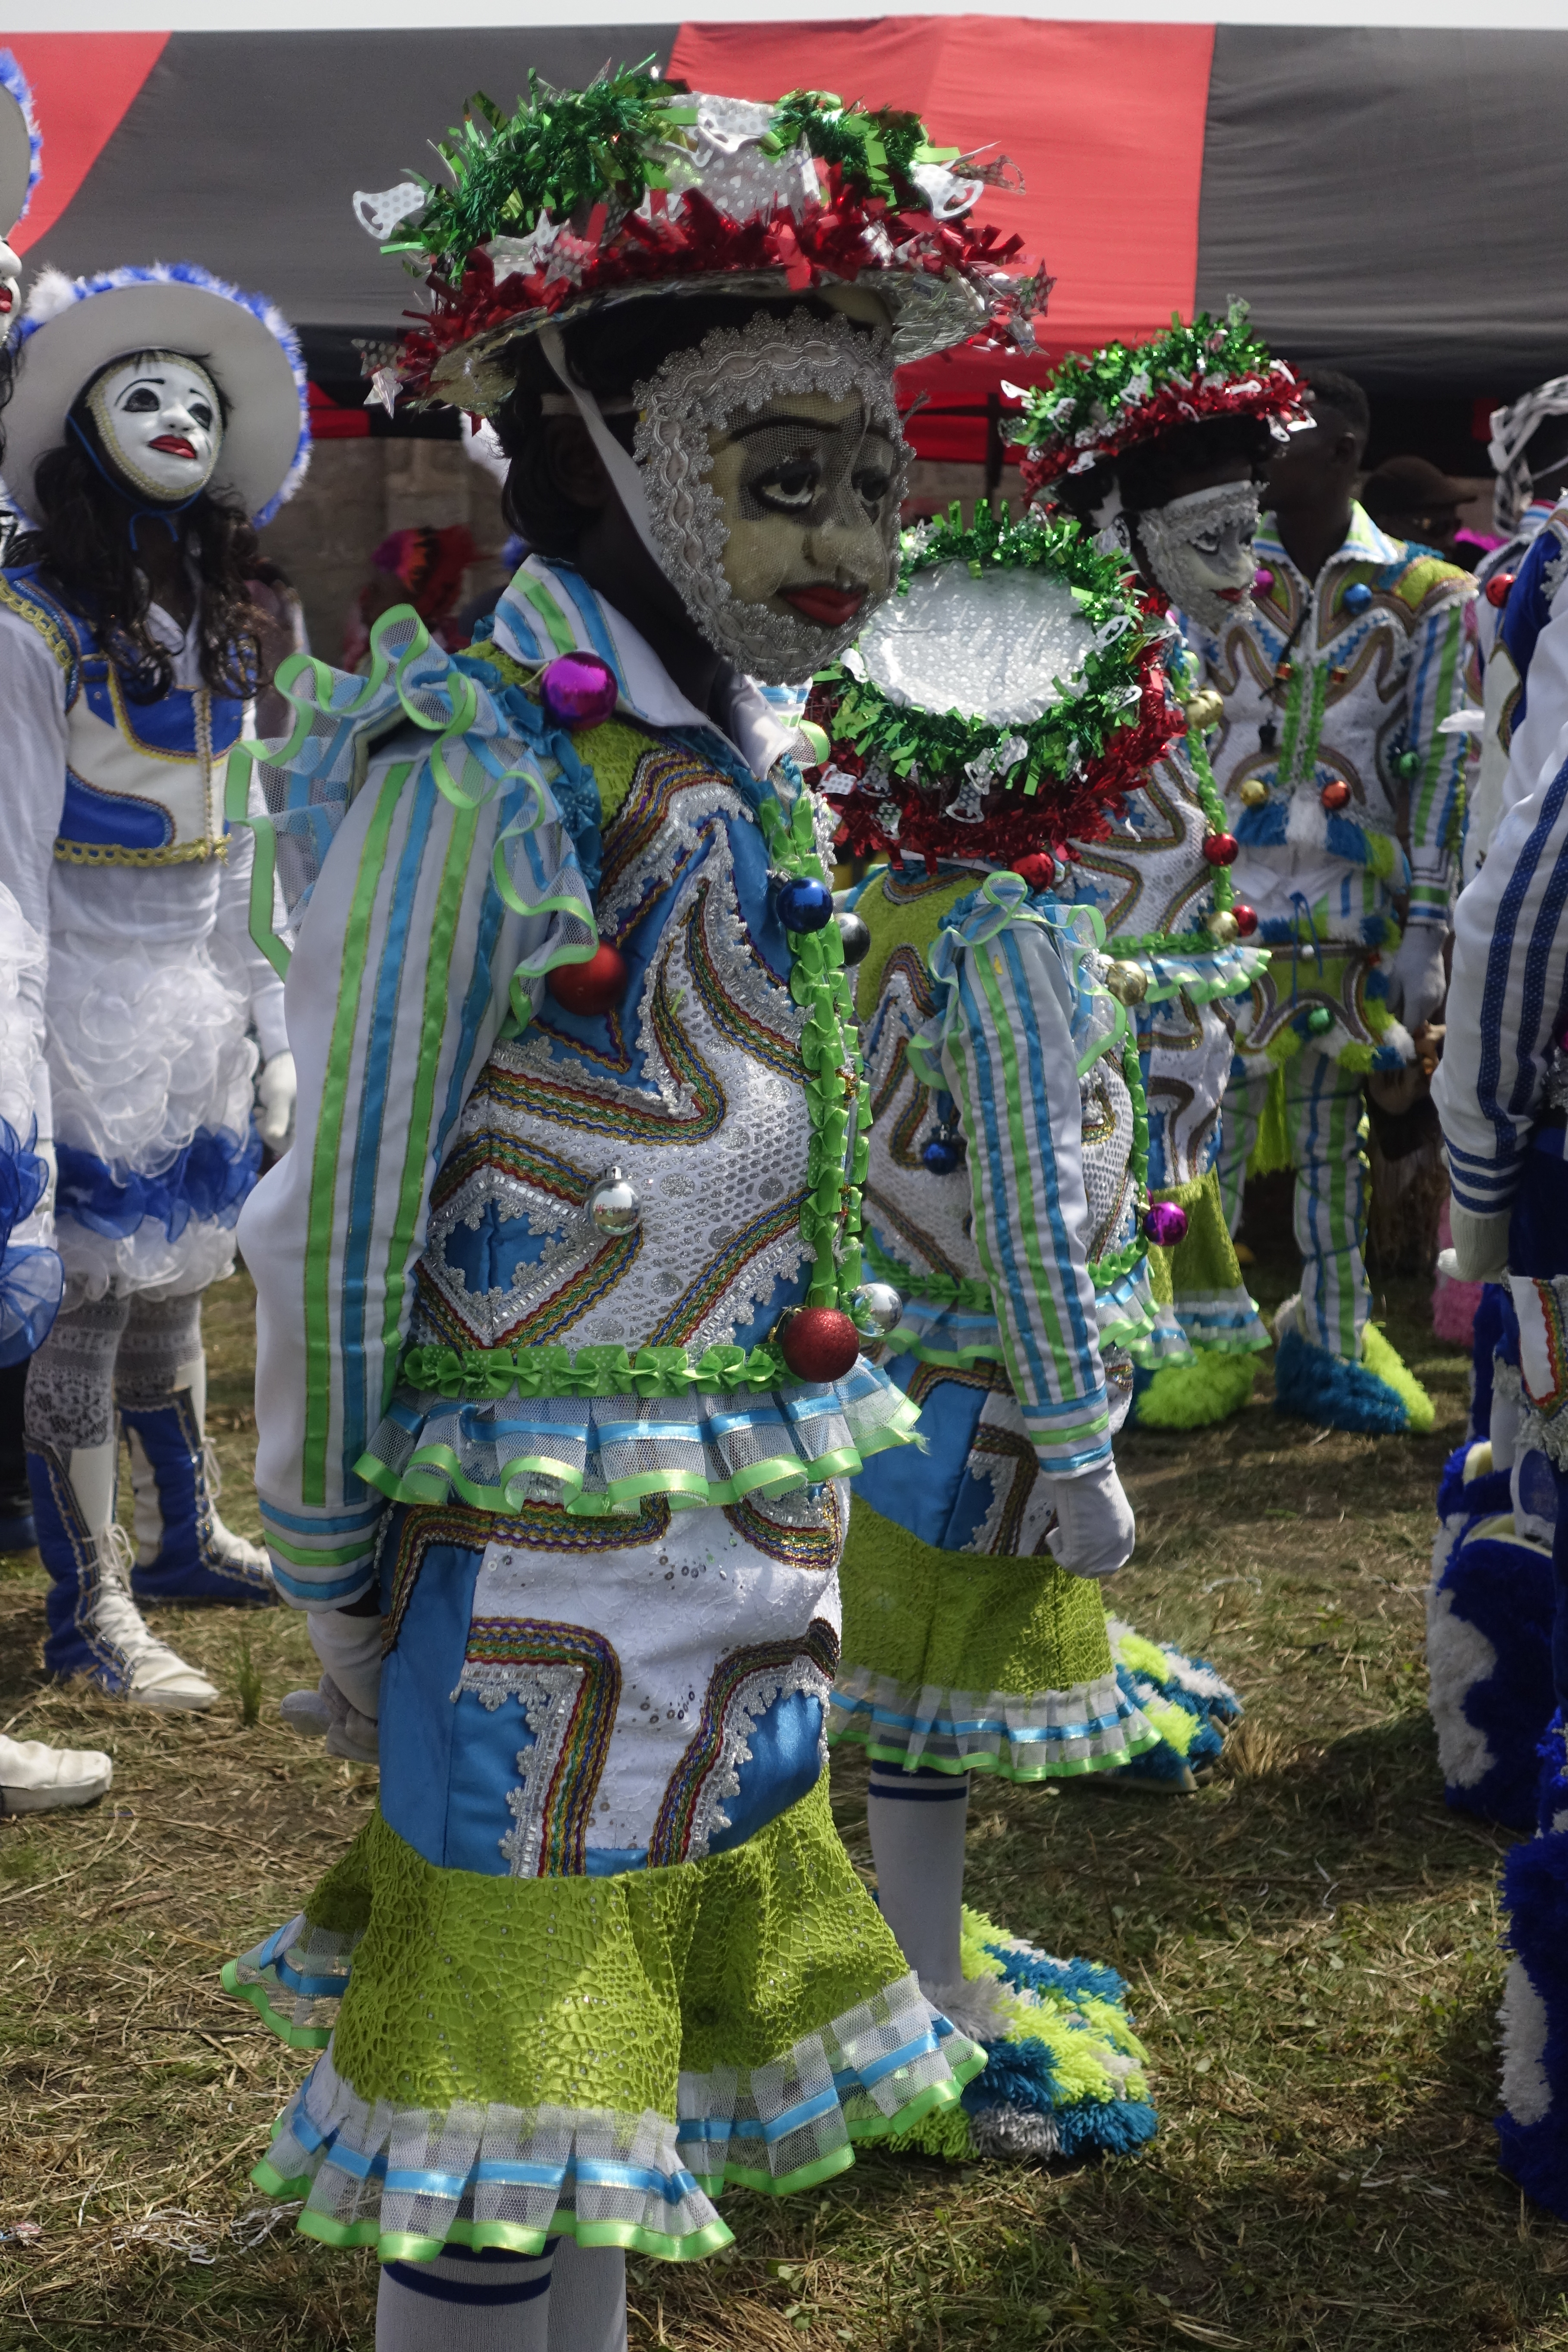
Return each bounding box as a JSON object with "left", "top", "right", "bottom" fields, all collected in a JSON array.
[
  {"left": 853, "top": 1280, "right": 903, "bottom": 1335},
  {"left": 587, "top": 1166, "right": 642, "bottom": 1235}
]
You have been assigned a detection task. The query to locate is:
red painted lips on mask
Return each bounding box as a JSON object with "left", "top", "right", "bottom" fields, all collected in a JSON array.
[
  {"left": 781, "top": 585, "right": 867, "bottom": 627},
  {"left": 150, "top": 434, "right": 198, "bottom": 459}
]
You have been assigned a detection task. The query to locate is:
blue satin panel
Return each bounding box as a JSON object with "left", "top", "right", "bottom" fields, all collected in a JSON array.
[
  {"left": 706, "top": 1686, "right": 825, "bottom": 1853},
  {"left": 55, "top": 1125, "right": 261, "bottom": 1240},
  {"left": 378, "top": 1532, "right": 487, "bottom": 1872},
  {"left": 853, "top": 1360, "right": 993, "bottom": 1551},
  {"left": 80, "top": 671, "right": 246, "bottom": 760},
  {"left": 60, "top": 769, "right": 174, "bottom": 849}
]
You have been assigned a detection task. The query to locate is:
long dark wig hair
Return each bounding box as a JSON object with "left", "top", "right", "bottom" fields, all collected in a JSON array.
[{"left": 7, "top": 351, "right": 265, "bottom": 702}]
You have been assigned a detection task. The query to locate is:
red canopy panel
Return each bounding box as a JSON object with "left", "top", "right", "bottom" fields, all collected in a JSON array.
[{"left": 668, "top": 16, "right": 1215, "bottom": 462}]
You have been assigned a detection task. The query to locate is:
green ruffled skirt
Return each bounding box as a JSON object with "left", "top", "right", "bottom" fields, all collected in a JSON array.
[{"left": 222, "top": 1777, "right": 983, "bottom": 2263}]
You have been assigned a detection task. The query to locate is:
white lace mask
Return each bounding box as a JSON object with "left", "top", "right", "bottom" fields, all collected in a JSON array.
[
  {"left": 86, "top": 352, "right": 223, "bottom": 504},
  {"left": 543, "top": 309, "right": 907, "bottom": 684},
  {"left": 1135, "top": 479, "right": 1260, "bottom": 630}
]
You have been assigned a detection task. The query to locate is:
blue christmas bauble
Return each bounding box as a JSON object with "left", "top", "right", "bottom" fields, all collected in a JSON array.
[
  {"left": 923, "top": 1135, "right": 963, "bottom": 1175},
  {"left": 1341, "top": 582, "right": 1373, "bottom": 615},
  {"left": 775, "top": 875, "right": 835, "bottom": 933}
]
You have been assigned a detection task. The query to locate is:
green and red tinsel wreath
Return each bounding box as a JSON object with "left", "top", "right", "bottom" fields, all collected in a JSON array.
[
  {"left": 381, "top": 72, "right": 1039, "bottom": 407},
  {"left": 808, "top": 502, "right": 1181, "bottom": 876},
  {"left": 1013, "top": 300, "right": 1307, "bottom": 497}
]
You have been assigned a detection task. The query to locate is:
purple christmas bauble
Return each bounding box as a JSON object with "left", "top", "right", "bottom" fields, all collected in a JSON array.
[
  {"left": 540, "top": 651, "right": 618, "bottom": 729},
  {"left": 1144, "top": 1201, "right": 1189, "bottom": 1248}
]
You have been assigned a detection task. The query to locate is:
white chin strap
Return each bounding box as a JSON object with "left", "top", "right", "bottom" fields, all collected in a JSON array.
[{"left": 538, "top": 324, "right": 668, "bottom": 575}]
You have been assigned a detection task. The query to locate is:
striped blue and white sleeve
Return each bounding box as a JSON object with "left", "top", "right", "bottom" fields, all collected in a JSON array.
[
  {"left": 940, "top": 914, "right": 1112, "bottom": 1476},
  {"left": 1434, "top": 729, "right": 1568, "bottom": 1218},
  {"left": 1406, "top": 585, "right": 1476, "bottom": 928},
  {"left": 239, "top": 715, "right": 589, "bottom": 1607}
]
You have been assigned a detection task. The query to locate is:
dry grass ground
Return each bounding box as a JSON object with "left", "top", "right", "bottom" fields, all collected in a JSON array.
[{"left": 2, "top": 1207, "right": 1564, "bottom": 2351}]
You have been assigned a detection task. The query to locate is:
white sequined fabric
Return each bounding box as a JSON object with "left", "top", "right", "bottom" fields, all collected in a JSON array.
[{"left": 854, "top": 563, "right": 1096, "bottom": 726}]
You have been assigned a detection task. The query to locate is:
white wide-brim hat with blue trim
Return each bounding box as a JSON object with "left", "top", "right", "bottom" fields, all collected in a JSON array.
[
  {"left": 0, "top": 51, "right": 41, "bottom": 244},
  {"left": 4, "top": 261, "right": 311, "bottom": 527}
]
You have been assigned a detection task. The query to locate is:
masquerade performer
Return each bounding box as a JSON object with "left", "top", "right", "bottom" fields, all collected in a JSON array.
[
  {"left": 0, "top": 50, "right": 112, "bottom": 1814},
  {"left": 0, "top": 259, "right": 310, "bottom": 1709},
  {"left": 1010, "top": 305, "right": 1298, "bottom": 1429},
  {"left": 1433, "top": 692, "right": 1568, "bottom": 2215},
  {"left": 220, "top": 76, "right": 1037, "bottom": 2348},
  {"left": 1421, "top": 382, "right": 1568, "bottom": 1833},
  {"left": 1189, "top": 365, "right": 1473, "bottom": 1435},
  {"left": 816, "top": 500, "right": 1243, "bottom": 2160}
]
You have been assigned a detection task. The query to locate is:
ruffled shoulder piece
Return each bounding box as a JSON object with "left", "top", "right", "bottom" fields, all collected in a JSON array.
[
  {"left": 909, "top": 869, "right": 1125, "bottom": 1089},
  {"left": 226, "top": 604, "right": 597, "bottom": 1014}
]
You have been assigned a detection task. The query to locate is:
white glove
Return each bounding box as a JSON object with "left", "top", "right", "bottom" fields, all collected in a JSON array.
[
  {"left": 1385, "top": 924, "right": 1449, "bottom": 1030},
  {"left": 1448, "top": 1199, "right": 1510, "bottom": 1282},
  {"left": 1043, "top": 1457, "right": 1136, "bottom": 1579},
  {"left": 307, "top": 1606, "right": 383, "bottom": 1721},
  {"left": 256, "top": 1050, "right": 297, "bottom": 1151}
]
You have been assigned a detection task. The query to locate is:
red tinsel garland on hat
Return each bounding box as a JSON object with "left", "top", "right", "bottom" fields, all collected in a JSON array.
[{"left": 398, "top": 166, "right": 1029, "bottom": 403}]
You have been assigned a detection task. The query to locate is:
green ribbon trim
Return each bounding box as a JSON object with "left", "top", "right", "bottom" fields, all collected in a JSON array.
[
  {"left": 864, "top": 1235, "right": 991, "bottom": 1311},
  {"left": 400, "top": 1339, "right": 794, "bottom": 1398},
  {"left": 354, "top": 1392, "right": 922, "bottom": 1520}
]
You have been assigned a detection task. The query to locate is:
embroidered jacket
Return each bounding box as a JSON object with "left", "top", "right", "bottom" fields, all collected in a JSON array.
[
  {"left": 238, "top": 558, "right": 915, "bottom": 1605},
  {"left": 1191, "top": 504, "right": 1474, "bottom": 949}
]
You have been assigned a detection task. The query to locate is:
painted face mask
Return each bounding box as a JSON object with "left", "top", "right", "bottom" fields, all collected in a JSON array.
[
  {"left": 0, "top": 238, "right": 19, "bottom": 323},
  {"left": 1135, "top": 479, "right": 1260, "bottom": 631},
  {"left": 543, "top": 308, "right": 907, "bottom": 686},
  {"left": 85, "top": 352, "right": 223, "bottom": 504}
]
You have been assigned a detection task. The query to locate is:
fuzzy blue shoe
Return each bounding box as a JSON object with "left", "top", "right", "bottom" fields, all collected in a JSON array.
[
  {"left": 121, "top": 1395, "right": 273, "bottom": 1607},
  {"left": 1427, "top": 1502, "right": 1555, "bottom": 1831},
  {"left": 1104, "top": 1621, "right": 1242, "bottom": 1793},
  {"left": 1272, "top": 1297, "right": 1434, "bottom": 1436},
  {"left": 883, "top": 1906, "right": 1158, "bottom": 2162},
  {"left": 29, "top": 1444, "right": 217, "bottom": 1708},
  {"left": 1498, "top": 1732, "right": 1568, "bottom": 2218}
]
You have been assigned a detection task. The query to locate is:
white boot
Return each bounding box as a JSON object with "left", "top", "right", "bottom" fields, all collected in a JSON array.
[
  {"left": 0, "top": 1732, "right": 113, "bottom": 1814},
  {"left": 55, "top": 1439, "right": 218, "bottom": 1710}
]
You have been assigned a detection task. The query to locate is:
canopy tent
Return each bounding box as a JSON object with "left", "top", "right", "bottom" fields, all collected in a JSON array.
[{"left": 5, "top": 18, "right": 1567, "bottom": 462}]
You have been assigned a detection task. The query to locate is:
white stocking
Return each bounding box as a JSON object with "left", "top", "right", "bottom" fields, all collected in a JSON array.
[
  {"left": 376, "top": 2246, "right": 554, "bottom": 2352},
  {"left": 548, "top": 2238, "right": 628, "bottom": 2352},
  {"left": 866, "top": 1762, "right": 971, "bottom": 1996}
]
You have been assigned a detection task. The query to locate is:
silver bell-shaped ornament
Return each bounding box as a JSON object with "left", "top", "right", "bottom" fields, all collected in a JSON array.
[
  {"left": 587, "top": 1165, "right": 642, "bottom": 1235},
  {"left": 853, "top": 1280, "right": 903, "bottom": 1335}
]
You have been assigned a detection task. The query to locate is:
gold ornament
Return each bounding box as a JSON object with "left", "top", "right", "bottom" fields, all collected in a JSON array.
[
  {"left": 1206, "top": 908, "right": 1240, "bottom": 945},
  {"left": 1239, "top": 776, "right": 1270, "bottom": 808},
  {"left": 1103, "top": 959, "right": 1149, "bottom": 1007},
  {"left": 1183, "top": 687, "right": 1225, "bottom": 733}
]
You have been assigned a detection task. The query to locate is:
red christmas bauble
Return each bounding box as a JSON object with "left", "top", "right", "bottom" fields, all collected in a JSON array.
[
  {"left": 1201, "top": 832, "right": 1240, "bottom": 867},
  {"left": 778, "top": 1307, "right": 861, "bottom": 1383},
  {"left": 1231, "top": 901, "right": 1259, "bottom": 937},
  {"left": 1320, "top": 780, "right": 1351, "bottom": 811},
  {"left": 1011, "top": 851, "right": 1056, "bottom": 892},
  {"left": 1485, "top": 571, "right": 1516, "bottom": 609},
  {"left": 548, "top": 942, "right": 629, "bottom": 1016}
]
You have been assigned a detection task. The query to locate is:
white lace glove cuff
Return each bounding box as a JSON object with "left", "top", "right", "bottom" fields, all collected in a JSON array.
[
  {"left": 1448, "top": 1200, "right": 1511, "bottom": 1283},
  {"left": 307, "top": 1608, "right": 383, "bottom": 1722},
  {"left": 1043, "top": 1457, "right": 1136, "bottom": 1579},
  {"left": 256, "top": 1050, "right": 297, "bottom": 1151}
]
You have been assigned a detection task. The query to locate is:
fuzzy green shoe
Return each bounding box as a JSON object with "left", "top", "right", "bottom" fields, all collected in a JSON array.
[
  {"left": 1132, "top": 1348, "right": 1258, "bottom": 1430},
  {"left": 882, "top": 1906, "right": 1158, "bottom": 2162}
]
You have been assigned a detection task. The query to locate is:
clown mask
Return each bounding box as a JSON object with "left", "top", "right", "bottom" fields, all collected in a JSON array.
[
  {"left": 1135, "top": 479, "right": 1260, "bottom": 631},
  {"left": 85, "top": 352, "right": 223, "bottom": 504},
  {"left": 0, "top": 238, "right": 19, "bottom": 322},
  {"left": 632, "top": 308, "right": 907, "bottom": 683}
]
